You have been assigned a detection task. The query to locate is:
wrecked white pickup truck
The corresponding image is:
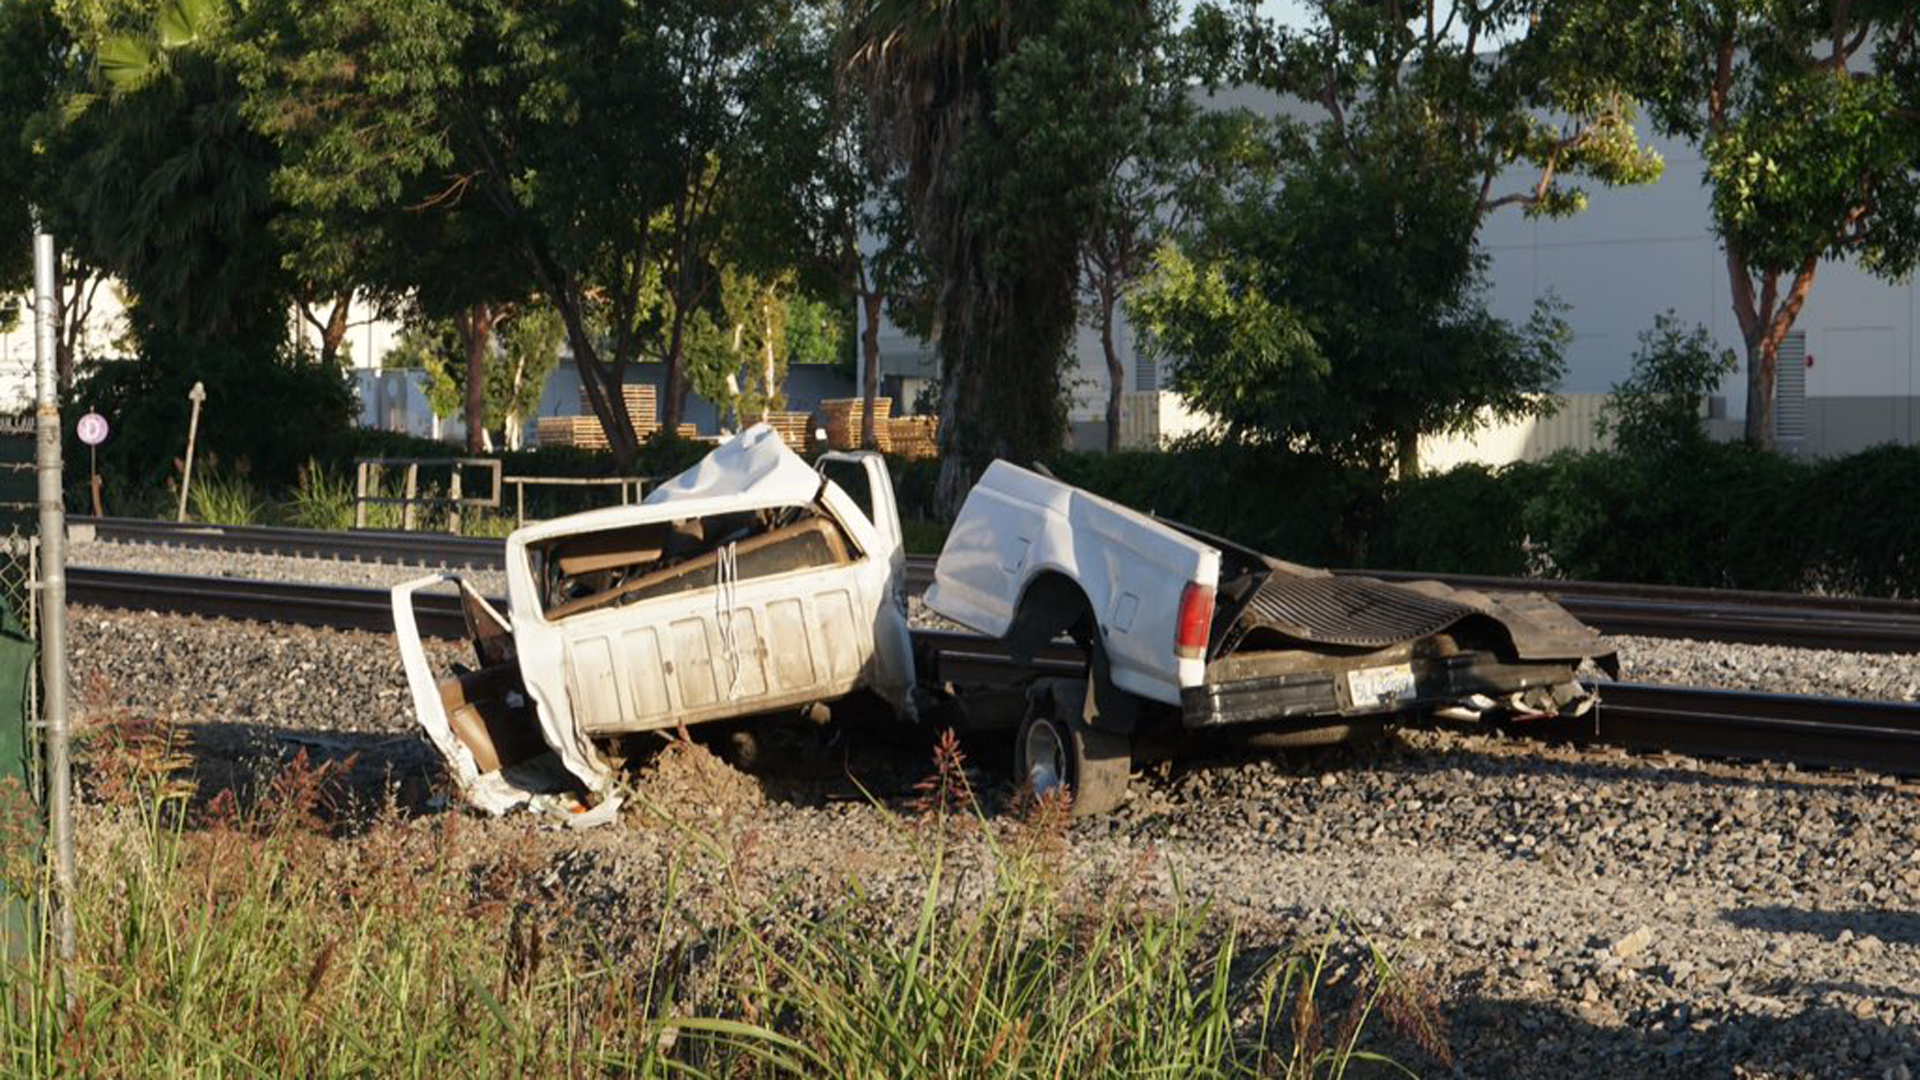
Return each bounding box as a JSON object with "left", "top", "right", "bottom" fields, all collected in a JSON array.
[
  {"left": 393, "top": 426, "right": 1616, "bottom": 818},
  {"left": 925, "top": 460, "right": 1619, "bottom": 814},
  {"left": 392, "top": 426, "right": 915, "bottom": 815}
]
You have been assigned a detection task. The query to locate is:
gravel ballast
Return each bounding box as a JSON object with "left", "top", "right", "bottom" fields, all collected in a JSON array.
[
  {"left": 68, "top": 606, "right": 1920, "bottom": 1078},
  {"left": 70, "top": 538, "right": 509, "bottom": 596}
]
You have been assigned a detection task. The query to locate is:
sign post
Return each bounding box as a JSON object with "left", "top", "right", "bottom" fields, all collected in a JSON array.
[
  {"left": 76, "top": 413, "right": 107, "bottom": 517},
  {"left": 32, "top": 228, "right": 72, "bottom": 967},
  {"left": 175, "top": 382, "right": 206, "bottom": 524}
]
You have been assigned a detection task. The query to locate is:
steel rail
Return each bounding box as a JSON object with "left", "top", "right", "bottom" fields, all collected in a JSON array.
[{"left": 65, "top": 569, "right": 1920, "bottom": 777}]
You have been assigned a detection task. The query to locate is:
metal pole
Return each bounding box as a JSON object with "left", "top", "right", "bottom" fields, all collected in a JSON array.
[{"left": 32, "top": 230, "right": 73, "bottom": 964}]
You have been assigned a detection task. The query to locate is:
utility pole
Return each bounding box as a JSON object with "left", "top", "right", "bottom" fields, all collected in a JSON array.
[{"left": 33, "top": 227, "right": 73, "bottom": 965}]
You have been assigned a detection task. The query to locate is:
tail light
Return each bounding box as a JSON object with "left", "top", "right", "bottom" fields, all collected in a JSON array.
[{"left": 1175, "top": 581, "right": 1215, "bottom": 660}]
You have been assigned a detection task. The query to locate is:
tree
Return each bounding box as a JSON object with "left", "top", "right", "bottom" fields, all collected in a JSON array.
[
  {"left": 0, "top": 0, "right": 64, "bottom": 296},
  {"left": 1133, "top": 145, "right": 1572, "bottom": 470},
  {"left": 400, "top": 303, "right": 563, "bottom": 450},
  {"left": 261, "top": 0, "right": 824, "bottom": 468},
  {"left": 1624, "top": 0, "right": 1920, "bottom": 447},
  {"left": 1074, "top": 0, "right": 1262, "bottom": 452},
  {"left": 1600, "top": 312, "right": 1739, "bottom": 457},
  {"left": 64, "top": 0, "right": 292, "bottom": 367},
  {"left": 1214, "top": 0, "right": 1665, "bottom": 231},
  {"left": 851, "top": 0, "right": 1162, "bottom": 513},
  {"left": 1138, "top": 0, "right": 1660, "bottom": 473}
]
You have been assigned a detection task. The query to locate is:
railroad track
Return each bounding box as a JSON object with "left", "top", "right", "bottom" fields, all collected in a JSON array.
[
  {"left": 70, "top": 517, "right": 1920, "bottom": 652},
  {"left": 65, "top": 567, "right": 1920, "bottom": 780},
  {"left": 72, "top": 516, "right": 504, "bottom": 569}
]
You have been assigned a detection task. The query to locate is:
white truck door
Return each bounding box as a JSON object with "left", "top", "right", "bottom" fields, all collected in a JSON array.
[{"left": 816, "top": 452, "right": 916, "bottom": 720}]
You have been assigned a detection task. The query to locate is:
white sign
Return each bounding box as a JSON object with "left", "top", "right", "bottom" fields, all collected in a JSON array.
[{"left": 76, "top": 412, "right": 109, "bottom": 446}]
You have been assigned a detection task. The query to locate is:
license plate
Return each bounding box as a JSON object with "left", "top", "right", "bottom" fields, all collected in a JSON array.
[{"left": 1345, "top": 663, "right": 1416, "bottom": 708}]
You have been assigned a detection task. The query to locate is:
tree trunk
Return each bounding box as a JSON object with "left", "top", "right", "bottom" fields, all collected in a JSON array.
[
  {"left": 933, "top": 373, "right": 971, "bottom": 518},
  {"left": 761, "top": 291, "right": 776, "bottom": 424},
  {"left": 503, "top": 346, "right": 529, "bottom": 451},
  {"left": 1099, "top": 280, "right": 1124, "bottom": 454},
  {"left": 318, "top": 297, "right": 351, "bottom": 368},
  {"left": 524, "top": 249, "right": 638, "bottom": 466},
  {"left": 52, "top": 267, "right": 71, "bottom": 392},
  {"left": 457, "top": 304, "right": 492, "bottom": 454},
  {"left": 1395, "top": 430, "right": 1421, "bottom": 479},
  {"left": 860, "top": 291, "right": 883, "bottom": 449},
  {"left": 1742, "top": 334, "right": 1777, "bottom": 447},
  {"left": 1727, "top": 249, "right": 1820, "bottom": 449},
  {"left": 662, "top": 314, "right": 688, "bottom": 435}
]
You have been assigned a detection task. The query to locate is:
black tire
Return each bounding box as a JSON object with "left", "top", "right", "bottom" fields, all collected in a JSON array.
[{"left": 1016, "top": 681, "right": 1130, "bottom": 817}]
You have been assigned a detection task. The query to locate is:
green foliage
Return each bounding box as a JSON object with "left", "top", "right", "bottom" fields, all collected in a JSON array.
[
  {"left": 1797, "top": 446, "right": 1920, "bottom": 599},
  {"left": 284, "top": 458, "right": 353, "bottom": 531},
  {"left": 1371, "top": 464, "right": 1539, "bottom": 577},
  {"left": 1599, "top": 313, "right": 1738, "bottom": 456},
  {"left": 185, "top": 461, "right": 266, "bottom": 525},
  {"left": 853, "top": 0, "right": 1175, "bottom": 511},
  {"left": 0, "top": 0, "right": 66, "bottom": 295},
  {"left": 1137, "top": 0, "right": 1663, "bottom": 470},
  {"left": 1618, "top": 0, "right": 1920, "bottom": 443},
  {"left": 68, "top": 346, "right": 355, "bottom": 499},
  {"left": 1136, "top": 152, "right": 1572, "bottom": 470},
  {"left": 388, "top": 305, "right": 565, "bottom": 447},
  {"left": 66, "top": 0, "right": 289, "bottom": 364}
]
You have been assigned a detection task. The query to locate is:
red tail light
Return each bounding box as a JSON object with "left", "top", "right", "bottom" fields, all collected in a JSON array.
[{"left": 1175, "top": 581, "right": 1215, "bottom": 660}]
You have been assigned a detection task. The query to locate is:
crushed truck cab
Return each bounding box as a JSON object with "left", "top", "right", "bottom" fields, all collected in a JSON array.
[{"left": 393, "top": 425, "right": 915, "bottom": 813}]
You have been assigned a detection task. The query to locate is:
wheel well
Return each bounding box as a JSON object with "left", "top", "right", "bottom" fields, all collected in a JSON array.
[{"left": 1004, "top": 571, "right": 1094, "bottom": 665}]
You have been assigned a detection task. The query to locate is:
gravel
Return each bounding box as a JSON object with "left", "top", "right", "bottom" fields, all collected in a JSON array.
[
  {"left": 68, "top": 604, "right": 1920, "bottom": 1079},
  {"left": 1613, "top": 634, "right": 1920, "bottom": 702},
  {"left": 70, "top": 538, "right": 509, "bottom": 596}
]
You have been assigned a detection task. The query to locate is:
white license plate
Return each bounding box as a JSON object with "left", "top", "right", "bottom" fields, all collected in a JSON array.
[{"left": 1345, "top": 663, "right": 1416, "bottom": 708}]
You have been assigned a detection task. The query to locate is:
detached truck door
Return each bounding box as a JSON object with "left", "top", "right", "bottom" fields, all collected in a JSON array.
[{"left": 816, "top": 452, "right": 916, "bottom": 721}]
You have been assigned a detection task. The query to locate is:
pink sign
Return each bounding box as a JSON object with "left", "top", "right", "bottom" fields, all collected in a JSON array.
[{"left": 76, "top": 412, "right": 108, "bottom": 446}]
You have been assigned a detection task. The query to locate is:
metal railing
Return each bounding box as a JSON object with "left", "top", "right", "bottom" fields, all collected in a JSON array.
[
  {"left": 353, "top": 458, "right": 503, "bottom": 532},
  {"left": 353, "top": 457, "right": 649, "bottom": 532},
  {"left": 502, "top": 474, "right": 647, "bottom": 526}
]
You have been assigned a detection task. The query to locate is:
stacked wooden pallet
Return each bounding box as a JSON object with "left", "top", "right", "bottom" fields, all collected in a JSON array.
[
  {"left": 887, "top": 416, "right": 940, "bottom": 460},
  {"left": 536, "top": 415, "right": 610, "bottom": 450},
  {"left": 621, "top": 384, "right": 659, "bottom": 434},
  {"left": 764, "top": 411, "right": 813, "bottom": 451},
  {"left": 536, "top": 385, "right": 665, "bottom": 449},
  {"left": 820, "top": 397, "right": 893, "bottom": 451}
]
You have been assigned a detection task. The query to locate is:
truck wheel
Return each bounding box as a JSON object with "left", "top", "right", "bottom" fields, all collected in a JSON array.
[{"left": 1017, "top": 683, "right": 1130, "bottom": 817}]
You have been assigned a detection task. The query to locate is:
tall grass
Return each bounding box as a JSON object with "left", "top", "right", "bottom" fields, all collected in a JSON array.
[
  {"left": 283, "top": 459, "right": 355, "bottom": 531},
  {"left": 0, "top": 722, "right": 1443, "bottom": 1076},
  {"left": 185, "top": 463, "right": 267, "bottom": 526}
]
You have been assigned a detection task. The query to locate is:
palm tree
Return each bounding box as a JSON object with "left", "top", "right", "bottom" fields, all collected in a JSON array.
[{"left": 848, "top": 0, "right": 1089, "bottom": 515}]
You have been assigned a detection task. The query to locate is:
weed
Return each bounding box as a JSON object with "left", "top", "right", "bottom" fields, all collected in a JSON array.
[
  {"left": 186, "top": 460, "right": 267, "bottom": 526},
  {"left": 284, "top": 458, "right": 355, "bottom": 531}
]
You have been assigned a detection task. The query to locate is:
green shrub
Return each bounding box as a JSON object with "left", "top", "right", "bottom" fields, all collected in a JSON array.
[
  {"left": 69, "top": 345, "right": 356, "bottom": 502},
  {"left": 1801, "top": 444, "right": 1920, "bottom": 597},
  {"left": 1373, "top": 463, "right": 1531, "bottom": 576}
]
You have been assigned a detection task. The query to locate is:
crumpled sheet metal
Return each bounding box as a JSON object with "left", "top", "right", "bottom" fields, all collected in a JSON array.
[{"left": 1231, "top": 568, "right": 1620, "bottom": 676}]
